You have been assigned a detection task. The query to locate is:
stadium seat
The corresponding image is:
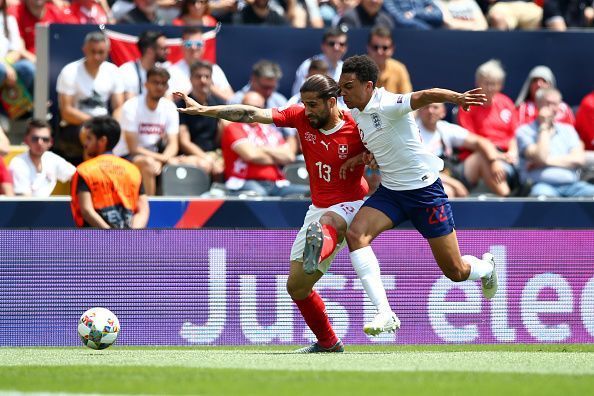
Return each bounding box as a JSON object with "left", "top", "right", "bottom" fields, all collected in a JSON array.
[
  {"left": 160, "top": 165, "right": 211, "bottom": 196},
  {"left": 283, "top": 162, "right": 309, "bottom": 185}
]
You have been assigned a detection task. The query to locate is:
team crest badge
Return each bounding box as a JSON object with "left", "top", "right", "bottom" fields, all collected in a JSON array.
[
  {"left": 338, "top": 144, "right": 348, "bottom": 159},
  {"left": 371, "top": 113, "right": 381, "bottom": 129}
]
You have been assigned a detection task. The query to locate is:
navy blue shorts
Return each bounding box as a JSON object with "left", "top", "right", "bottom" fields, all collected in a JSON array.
[{"left": 363, "top": 179, "right": 455, "bottom": 239}]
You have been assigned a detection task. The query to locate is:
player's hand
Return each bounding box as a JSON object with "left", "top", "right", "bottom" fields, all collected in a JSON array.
[
  {"left": 458, "top": 88, "right": 487, "bottom": 111},
  {"left": 363, "top": 152, "right": 379, "bottom": 170},
  {"left": 339, "top": 155, "right": 363, "bottom": 179},
  {"left": 174, "top": 92, "right": 204, "bottom": 115}
]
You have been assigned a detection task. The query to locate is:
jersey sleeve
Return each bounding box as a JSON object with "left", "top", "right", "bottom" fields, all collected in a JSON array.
[
  {"left": 379, "top": 92, "right": 413, "bottom": 119},
  {"left": 271, "top": 104, "right": 303, "bottom": 128}
]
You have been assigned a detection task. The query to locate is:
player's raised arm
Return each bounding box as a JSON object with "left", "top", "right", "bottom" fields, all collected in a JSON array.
[
  {"left": 173, "top": 92, "right": 274, "bottom": 124},
  {"left": 410, "top": 88, "right": 487, "bottom": 111}
]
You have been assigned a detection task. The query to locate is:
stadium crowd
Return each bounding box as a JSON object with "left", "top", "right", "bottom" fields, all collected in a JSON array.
[{"left": 1, "top": 0, "right": 594, "bottom": 202}]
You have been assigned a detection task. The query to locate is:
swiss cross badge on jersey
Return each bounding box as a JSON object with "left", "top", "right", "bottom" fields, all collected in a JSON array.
[{"left": 338, "top": 144, "right": 348, "bottom": 159}]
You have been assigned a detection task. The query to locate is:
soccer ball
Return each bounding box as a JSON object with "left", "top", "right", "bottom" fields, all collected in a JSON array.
[{"left": 78, "top": 307, "right": 120, "bottom": 350}]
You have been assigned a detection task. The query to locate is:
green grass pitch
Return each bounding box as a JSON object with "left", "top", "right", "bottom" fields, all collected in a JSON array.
[{"left": 1, "top": 345, "right": 593, "bottom": 395}]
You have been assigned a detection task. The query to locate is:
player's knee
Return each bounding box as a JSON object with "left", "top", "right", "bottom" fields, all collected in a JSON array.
[
  {"left": 286, "top": 280, "right": 310, "bottom": 300},
  {"left": 346, "top": 226, "right": 369, "bottom": 248}
]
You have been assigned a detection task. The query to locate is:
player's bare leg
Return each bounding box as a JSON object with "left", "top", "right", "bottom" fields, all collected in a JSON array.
[
  {"left": 303, "top": 212, "right": 347, "bottom": 275},
  {"left": 287, "top": 260, "right": 344, "bottom": 353},
  {"left": 427, "top": 230, "right": 498, "bottom": 299},
  {"left": 346, "top": 207, "right": 400, "bottom": 336}
]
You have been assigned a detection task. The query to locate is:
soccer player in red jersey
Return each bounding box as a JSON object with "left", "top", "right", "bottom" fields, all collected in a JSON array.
[{"left": 175, "top": 74, "right": 399, "bottom": 352}]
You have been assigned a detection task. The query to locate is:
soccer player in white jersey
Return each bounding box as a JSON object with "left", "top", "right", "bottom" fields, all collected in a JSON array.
[
  {"left": 175, "top": 74, "right": 399, "bottom": 352},
  {"left": 338, "top": 55, "right": 499, "bottom": 335}
]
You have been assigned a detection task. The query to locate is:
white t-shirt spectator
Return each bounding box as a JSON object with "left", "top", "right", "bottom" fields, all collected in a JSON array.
[
  {"left": 418, "top": 120, "right": 469, "bottom": 158},
  {"left": 9, "top": 151, "right": 75, "bottom": 197},
  {"left": 0, "top": 14, "right": 22, "bottom": 58},
  {"left": 56, "top": 59, "right": 124, "bottom": 117},
  {"left": 168, "top": 59, "right": 232, "bottom": 94},
  {"left": 115, "top": 94, "right": 179, "bottom": 156}
]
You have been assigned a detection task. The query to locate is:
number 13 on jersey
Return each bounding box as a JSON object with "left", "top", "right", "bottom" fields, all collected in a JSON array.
[{"left": 315, "top": 161, "right": 331, "bottom": 182}]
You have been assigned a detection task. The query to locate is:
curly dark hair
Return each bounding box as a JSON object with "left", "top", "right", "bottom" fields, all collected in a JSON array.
[
  {"left": 342, "top": 55, "right": 379, "bottom": 87},
  {"left": 83, "top": 116, "right": 121, "bottom": 151},
  {"left": 300, "top": 74, "right": 340, "bottom": 100}
]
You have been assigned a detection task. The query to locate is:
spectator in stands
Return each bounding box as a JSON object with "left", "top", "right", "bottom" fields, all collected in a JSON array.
[
  {"left": 209, "top": 0, "right": 238, "bottom": 24},
  {"left": 119, "top": 67, "right": 179, "bottom": 196},
  {"left": 221, "top": 91, "right": 309, "bottom": 197},
  {"left": 516, "top": 87, "right": 594, "bottom": 197},
  {"left": 173, "top": 0, "right": 218, "bottom": 26},
  {"left": 576, "top": 89, "right": 594, "bottom": 152},
  {"left": 9, "top": 118, "right": 75, "bottom": 197},
  {"left": 117, "top": 0, "right": 166, "bottom": 24},
  {"left": 337, "top": 0, "right": 395, "bottom": 29},
  {"left": 119, "top": 30, "right": 170, "bottom": 101},
  {"left": 170, "top": 60, "right": 225, "bottom": 180},
  {"left": 0, "top": 124, "right": 13, "bottom": 195},
  {"left": 417, "top": 103, "right": 511, "bottom": 197},
  {"left": 230, "top": 60, "right": 298, "bottom": 153},
  {"left": 291, "top": 26, "right": 348, "bottom": 97},
  {"left": 286, "top": 58, "right": 329, "bottom": 106},
  {"left": 458, "top": 59, "right": 519, "bottom": 189},
  {"left": 233, "top": 0, "right": 288, "bottom": 25},
  {"left": 56, "top": 31, "right": 124, "bottom": 165},
  {"left": 383, "top": 0, "right": 444, "bottom": 29},
  {"left": 486, "top": 0, "right": 543, "bottom": 30},
  {"left": 366, "top": 26, "right": 412, "bottom": 95},
  {"left": 67, "top": 0, "right": 112, "bottom": 24},
  {"left": 515, "top": 65, "right": 575, "bottom": 126},
  {"left": 436, "top": 0, "right": 488, "bottom": 30},
  {"left": 1, "top": 0, "right": 35, "bottom": 101},
  {"left": 71, "top": 116, "right": 149, "bottom": 229},
  {"left": 9, "top": 0, "right": 74, "bottom": 58},
  {"left": 542, "top": 0, "right": 594, "bottom": 30},
  {"left": 169, "top": 27, "right": 234, "bottom": 102}
]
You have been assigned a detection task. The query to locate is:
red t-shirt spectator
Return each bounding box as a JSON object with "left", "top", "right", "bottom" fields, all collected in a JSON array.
[
  {"left": 66, "top": 3, "right": 109, "bottom": 24},
  {"left": 272, "top": 105, "right": 368, "bottom": 208},
  {"left": 0, "top": 159, "right": 13, "bottom": 189},
  {"left": 518, "top": 100, "right": 575, "bottom": 126},
  {"left": 9, "top": 2, "right": 75, "bottom": 54},
  {"left": 458, "top": 92, "right": 518, "bottom": 152},
  {"left": 222, "top": 122, "right": 287, "bottom": 183},
  {"left": 172, "top": 15, "right": 217, "bottom": 26},
  {"left": 575, "top": 91, "right": 594, "bottom": 151}
]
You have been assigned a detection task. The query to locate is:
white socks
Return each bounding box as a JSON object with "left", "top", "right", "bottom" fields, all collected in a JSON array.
[
  {"left": 350, "top": 246, "right": 392, "bottom": 314},
  {"left": 463, "top": 255, "right": 493, "bottom": 280}
]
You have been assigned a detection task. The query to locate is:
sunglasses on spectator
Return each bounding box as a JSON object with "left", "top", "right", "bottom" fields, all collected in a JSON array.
[
  {"left": 31, "top": 136, "right": 51, "bottom": 143},
  {"left": 183, "top": 40, "right": 204, "bottom": 49},
  {"left": 370, "top": 44, "right": 391, "bottom": 52},
  {"left": 325, "top": 40, "right": 347, "bottom": 48}
]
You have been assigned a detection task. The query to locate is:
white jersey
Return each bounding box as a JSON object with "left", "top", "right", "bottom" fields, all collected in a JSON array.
[
  {"left": 9, "top": 151, "right": 75, "bottom": 197},
  {"left": 418, "top": 119, "right": 469, "bottom": 158},
  {"left": 116, "top": 94, "right": 180, "bottom": 156},
  {"left": 350, "top": 89, "right": 444, "bottom": 191}
]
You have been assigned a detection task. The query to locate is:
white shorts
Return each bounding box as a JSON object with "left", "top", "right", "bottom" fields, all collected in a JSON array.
[{"left": 290, "top": 200, "right": 364, "bottom": 273}]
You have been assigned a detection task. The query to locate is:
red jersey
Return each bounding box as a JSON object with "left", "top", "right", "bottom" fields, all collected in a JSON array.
[
  {"left": 458, "top": 92, "right": 518, "bottom": 153},
  {"left": 272, "top": 105, "right": 368, "bottom": 208},
  {"left": 518, "top": 100, "right": 575, "bottom": 126},
  {"left": 65, "top": 3, "right": 109, "bottom": 24},
  {"left": 9, "top": 3, "right": 75, "bottom": 53},
  {"left": 576, "top": 91, "right": 594, "bottom": 150},
  {"left": 221, "top": 122, "right": 286, "bottom": 182},
  {"left": 0, "top": 159, "right": 12, "bottom": 185}
]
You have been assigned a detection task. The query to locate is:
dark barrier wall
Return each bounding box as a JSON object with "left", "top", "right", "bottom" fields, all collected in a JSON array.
[
  {"left": 1, "top": 199, "right": 594, "bottom": 228},
  {"left": 46, "top": 24, "right": 594, "bottom": 115},
  {"left": 1, "top": 230, "right": 593, "bottom": 346}
]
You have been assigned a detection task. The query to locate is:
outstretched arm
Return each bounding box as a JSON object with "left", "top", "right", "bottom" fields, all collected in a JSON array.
[
  {"left": 174, "top": 92, "right": 274, "bottom": 124},
  {"left": 410, "top": 88, "right": 487, "bottom": 111}
]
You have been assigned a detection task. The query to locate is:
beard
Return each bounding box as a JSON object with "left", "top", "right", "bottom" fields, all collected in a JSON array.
[{"left": 308, "top": 115, "right": 328, "bottom": 129}]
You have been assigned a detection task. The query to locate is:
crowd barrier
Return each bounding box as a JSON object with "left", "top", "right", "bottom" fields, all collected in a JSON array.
[
  {"left": 1, "top": 229, "right": 593, "bottom": 346},
  {"left": 1, "top": 198, "right": 594, "bottom": 228},
  {"left": 36, "top": 24, "right": 594, "bottom": 123}
]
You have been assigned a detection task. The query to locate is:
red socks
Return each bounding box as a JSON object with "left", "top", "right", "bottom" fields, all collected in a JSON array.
[
  {"left": 320, "top": 224, "right": 338, "bottom": 262},
  {"left": 293, "top": 290, "right": 338, "bottom": 348}
]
